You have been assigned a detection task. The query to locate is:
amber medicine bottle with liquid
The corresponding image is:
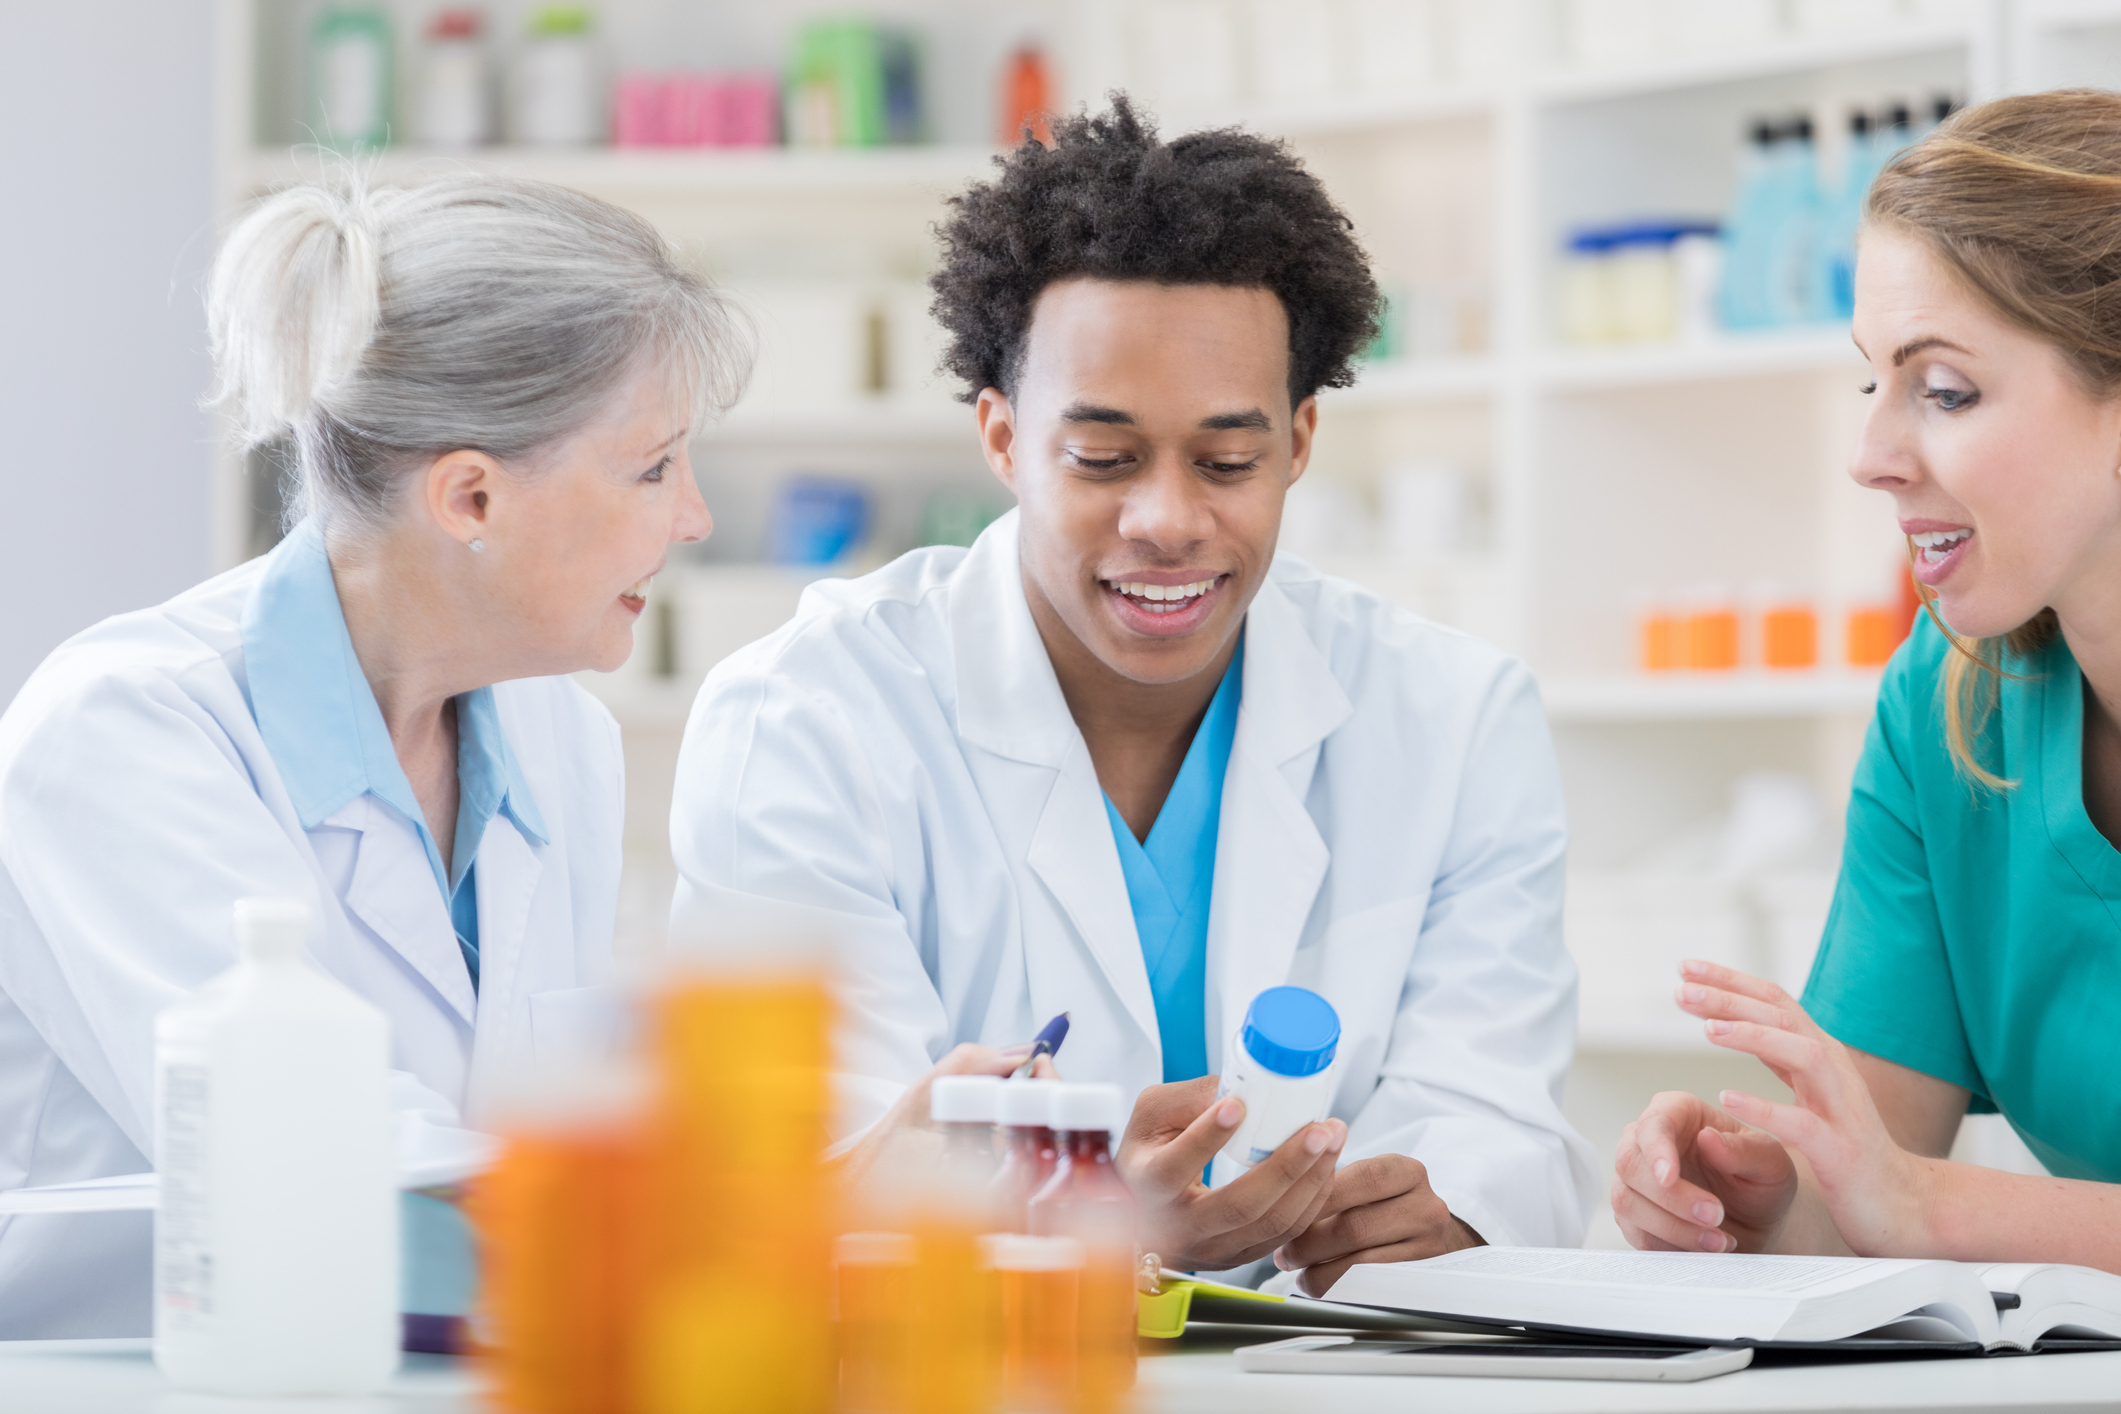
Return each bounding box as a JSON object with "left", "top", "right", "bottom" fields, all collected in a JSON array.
[
  {"left": 1027, "top": 1083, "right": 1137, "bottom": 1413},
  {"left": 991, "top": 1079, "right": 1060, "bottom": 1232}
]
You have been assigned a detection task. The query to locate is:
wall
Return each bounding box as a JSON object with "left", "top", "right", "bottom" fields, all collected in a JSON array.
[{"left": 0, "top": 1, "right": 218, "bottom": 705}]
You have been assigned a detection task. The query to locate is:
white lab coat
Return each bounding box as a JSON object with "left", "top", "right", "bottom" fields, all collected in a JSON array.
[
  {"left": 671, "top": 512, "right": 1597, "bottom": 1253},
  {"left": 0, "top": 553, "right": 623, "bottom": 1337}
]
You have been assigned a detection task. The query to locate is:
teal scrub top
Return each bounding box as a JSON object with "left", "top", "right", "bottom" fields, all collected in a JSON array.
[
  {"left": 241, "top": 519, "right": 548, "bottom": 990},
  {"left": 1804, "top": 613, "right": 2121, "bottom": 1182},
  {"left": 1104, "top": 636, "right": 1243, "bottom": 1085}
]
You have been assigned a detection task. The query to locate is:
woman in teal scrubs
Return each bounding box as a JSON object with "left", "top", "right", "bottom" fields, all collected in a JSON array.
[{"left": 1610, "top": 91, "right": 2121, "bottom": 1270}]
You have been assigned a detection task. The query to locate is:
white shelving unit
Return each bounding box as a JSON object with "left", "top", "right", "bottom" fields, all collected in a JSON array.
[{"left": 215, "top": 1, "right": 2105, "bottom": 1074}]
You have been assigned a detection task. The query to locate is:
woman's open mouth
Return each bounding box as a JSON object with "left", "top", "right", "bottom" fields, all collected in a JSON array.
[
  {"left": 620, "top": 574, "right": 653, "bottom": 615},
  {"left": 1910, "top": 528, "right": 1972, "bottom": 587}
]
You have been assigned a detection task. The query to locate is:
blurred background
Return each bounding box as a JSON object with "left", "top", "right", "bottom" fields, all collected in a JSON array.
[{"left": 5, "top": 0, "right": 2095, "bottom": 1241}]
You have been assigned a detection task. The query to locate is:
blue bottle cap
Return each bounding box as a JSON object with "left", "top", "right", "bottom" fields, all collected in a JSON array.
[{"left": 1239, "top": 986, "right": 1339, "bottom": 1078}]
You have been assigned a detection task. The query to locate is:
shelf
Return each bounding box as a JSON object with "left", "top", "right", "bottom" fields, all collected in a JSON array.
[
  {"left": 1574, "top": 1023, "right": 1722, "bottom": 1056},
  {"left": 1531, "top": 24, "right": 1973, "bottom": 106},
  {"left": 245, "top": 144, "right": 1000, "bottom": 198},
  {"left": 1542, "top": 670, "right": 1884, "bottom": 724},
  {"left": 1194, "top": 85, "right": 1496, "bottom": 140},
  {"left": 1328, "top": 357, "right": 1496, "bottom": 407},
  {"left": 1533, "top": 327, "right": 1863, "bottom": 392},
  {"left": 703, "top": 400, "right": 975, "bottom": 446},
  {"left": 2023, "top": 0, "right": 2121, "bottom": 29}
]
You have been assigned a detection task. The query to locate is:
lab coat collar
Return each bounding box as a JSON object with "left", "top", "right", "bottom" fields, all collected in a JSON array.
[
  {"left": 949, "top": 511, "right": 1081, "bottom": 769},
  {"left": 241, "top": 520, "right": 550, "bottom": 877}
]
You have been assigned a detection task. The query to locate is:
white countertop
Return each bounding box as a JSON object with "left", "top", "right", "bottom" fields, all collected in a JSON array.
[{"left": 6, "top": 1338, "right": 2121, "bottom": 1413}]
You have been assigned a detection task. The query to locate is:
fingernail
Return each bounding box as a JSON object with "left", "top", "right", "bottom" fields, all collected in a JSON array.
[
  {"left": 1273, "top": 1250, "right": 1291, "bottom": 1270},
  {"left": 1693, "top": 1201, "right": 1723, "bottom": 1226},
  {"left": 1216, "top": 1099, "right": 1243, "bottom": 1127},
  {"left": 1681, "top": 959, "right": 1707, "bottom": 976},
  {"left": 1653, "top": 1160, "right": 1672, "bottom": 1186},
  {"left": 1721, "top": 1091, "right": 1745, "bottom": 1110},
  {"left": 1327, "top": 1121, "right": 1346, "bottom": 1153},
  {"left": 1706, "top": 1019, "right": 1733, "bottom": 1036},
  {"left": 1305, "top": 1126, "right": 1330, "bottom": 1155},
  {"left": 1679, "top": 984, "right": 1704, "bottom": 1004},
  {"left": 1698, "top": 1229, "right": 1726, "bottom": 1253}
]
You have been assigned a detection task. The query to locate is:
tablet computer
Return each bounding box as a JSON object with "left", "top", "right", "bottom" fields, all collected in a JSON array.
[{"left": 1235, "top": 1335, "right": 1753, "bottom": 1381}]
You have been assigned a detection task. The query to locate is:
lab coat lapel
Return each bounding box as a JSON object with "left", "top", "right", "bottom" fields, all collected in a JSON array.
[
  {"left": 463, "top": 817, "right": 543, "bottom": 1123},
  {"left": 952, "top": 514, "right": 1161, "bottom": 1048},
  {"left": 1205, "top": 577, "right": 1351, "bottom": 1070},
  {"left": 1025, "top": 748, "right": 1162, "bottom": 1049},
  {"left": 335, "top": 798, "right": 477, "bottom": 1025}
]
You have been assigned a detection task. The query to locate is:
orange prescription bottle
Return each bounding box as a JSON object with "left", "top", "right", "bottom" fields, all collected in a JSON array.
[
  {"left": 634, "top": 939, "right": 835, "bottom": 1414},
  {"left": 1027, "top": 1084, "right": 1137, "bottom": 1414},
  {"left": 1639, "top": 606, "right": 1680, "bottom": 672},
  {"left": 984, "top": 1234, "right": 1082, "bottom": 1413},
  {"left": 833, "top": 1232, "right": 915, "bottom": 1413},
  {"left": 1761, "top": 600, "right": 1819, "bottom": 670},
  {"left": 1684, "top": 595, "right": 1741, "bottom": 671},
  {"left": 1844, "top": 604, "right": 1900, "bottom": 667},
  {"left": 991, "top": 1080, "right": 1061, "bottom": 1233},
  {"left": 471, "top": 1067, "right": 650, "bottom": 1414}
]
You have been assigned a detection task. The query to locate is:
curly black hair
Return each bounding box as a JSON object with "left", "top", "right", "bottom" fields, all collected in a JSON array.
[{"left": 929, "top": 95, "right": 1382, "bottom": 407}]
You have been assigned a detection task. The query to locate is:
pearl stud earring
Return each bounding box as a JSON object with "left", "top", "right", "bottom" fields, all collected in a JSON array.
[{"left": 469, "top": 538, "right": 485, "bottom": 553}]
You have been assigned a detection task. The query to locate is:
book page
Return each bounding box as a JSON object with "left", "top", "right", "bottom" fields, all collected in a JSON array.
[
  {"left": 1418, "top": 1247, "right": 1901, "bottom": 1294},
  {"left": 1984, "top": 1263, "right": 2121, "bottom": 1345}
]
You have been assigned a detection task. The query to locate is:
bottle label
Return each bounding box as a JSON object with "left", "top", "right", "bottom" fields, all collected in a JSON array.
[{"left": 156, "top": 1063, "right": 214, "bottom": 1332}]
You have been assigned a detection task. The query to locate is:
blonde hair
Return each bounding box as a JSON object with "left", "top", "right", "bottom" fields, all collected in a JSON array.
[
  {"left": 208, "top": 168, "right": 752, "bottom": 538},
  {"left": 1864, "top": 91, "right": 2121, "bottom": 785}
]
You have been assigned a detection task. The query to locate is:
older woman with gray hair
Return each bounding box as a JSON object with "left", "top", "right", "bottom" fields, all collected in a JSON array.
[{"left": 0, "top": 173, "right": 746, "bottom": 1337}]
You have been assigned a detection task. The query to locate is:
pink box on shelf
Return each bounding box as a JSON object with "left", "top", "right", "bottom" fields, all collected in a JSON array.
[
  {"left": 664, "top": 76, "right": 713, "bottom": 147},
  {"left": 612, "top": 72, "right": 666, "bottom": 147},
  {"left": 709, "top": 73, "right": 779, "bottom": 147}
]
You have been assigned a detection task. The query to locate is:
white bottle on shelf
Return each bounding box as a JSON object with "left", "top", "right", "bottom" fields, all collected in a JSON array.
[{"left": 153, "top": 898, "right": 398, "bottom": 1396}]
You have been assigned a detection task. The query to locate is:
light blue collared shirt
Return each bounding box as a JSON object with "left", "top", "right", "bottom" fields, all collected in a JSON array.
[
  {"left": 241, "top": 520, "right": 547, "bottom": 989},
  {"left": 1104, "top": 635, "right": 1243, "bottom": 1085}
]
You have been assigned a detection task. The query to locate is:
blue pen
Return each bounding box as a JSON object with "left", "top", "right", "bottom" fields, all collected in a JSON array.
[{"left": 1015, "top": 1012, "right": 1070, "bottom": 1075}]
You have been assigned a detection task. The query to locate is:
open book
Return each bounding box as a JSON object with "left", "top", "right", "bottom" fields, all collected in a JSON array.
[{"left": 1322, "top": 1248, "right": 2121, "bottom": 1352}]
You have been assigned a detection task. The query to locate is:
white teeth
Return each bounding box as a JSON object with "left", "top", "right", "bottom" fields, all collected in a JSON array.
[
  {"left": 623, "top": 576, "right": 653, "bottom": 600},
  {"left": 1910, "top": 530, "right": 1971, "bottom": 549},
  {"left": 1107, "top": 577, "right": 1216, "bottom": 603}
]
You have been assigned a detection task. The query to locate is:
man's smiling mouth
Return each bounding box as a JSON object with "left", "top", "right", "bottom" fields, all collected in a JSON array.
[{"left": 1101, "top": 576, "right": 1223, "bottom": 614}]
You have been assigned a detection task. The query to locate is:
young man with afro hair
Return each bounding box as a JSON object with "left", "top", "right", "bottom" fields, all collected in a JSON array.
[{"left": 670, "top": 98, "right": 1594, "bottom": 1291}]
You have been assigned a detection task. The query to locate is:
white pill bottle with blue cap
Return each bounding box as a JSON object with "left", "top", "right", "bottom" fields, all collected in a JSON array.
[{"left": 1208, "top": 986, "right": 1340, "bottom": 1189}]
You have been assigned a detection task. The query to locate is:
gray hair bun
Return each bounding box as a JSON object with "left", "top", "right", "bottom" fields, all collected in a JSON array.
[{"left": 207, "top": 168, "right": 750, "bottom": 535}]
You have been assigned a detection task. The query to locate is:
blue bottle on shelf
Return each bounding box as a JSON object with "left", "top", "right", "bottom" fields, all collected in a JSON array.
[
  {"left": 1818, "top": 108, "right": 1877, "bottom": 321},
  {"left": 1762, "top": 114, "right": 1828, "bottom": 326},
  {"left": 1718, "top": 118, "right": 1781, "bottom": 331}
]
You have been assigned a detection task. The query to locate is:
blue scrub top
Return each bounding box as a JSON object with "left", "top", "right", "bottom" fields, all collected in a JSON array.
[
  {"left": 240, "top": 520, "right": 547, "bottom": 989},
  {"left": 1104, "top": 635, "right": 1243, "bottom": 1084}
]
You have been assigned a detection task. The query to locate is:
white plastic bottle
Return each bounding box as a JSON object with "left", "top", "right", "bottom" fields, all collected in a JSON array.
[
  {"left": 1209, "top": 986, "right": 1340, "bottom": 1189},
  {"left": 153, "top": 898, "right": 398, "bottom": 1394}
]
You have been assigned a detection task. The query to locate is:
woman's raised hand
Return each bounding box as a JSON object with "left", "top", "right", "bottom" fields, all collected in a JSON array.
[{"left": 1670, "top": 958, "right": 1933, "bottom": 1256}]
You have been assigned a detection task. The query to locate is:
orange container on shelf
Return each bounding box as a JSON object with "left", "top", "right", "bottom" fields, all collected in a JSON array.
[
  {"left": 1761, "top": 602, "right": 1819, "bottom": 670},
  {"left": 1845, "top": 604, "right": 1902, "bottom": 667},
  {"left": 471, "top": 1075, "right": 651, "bottom": 1414},
  {"left": 1684, "top": 603, "right": 1741, "bottom": 671},
  {"left": 1639, "top": 609, "right": 1680, "bottom": 672},
  {"left": 998, "top": 46, "right": 1053, "bottom": 147}
]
